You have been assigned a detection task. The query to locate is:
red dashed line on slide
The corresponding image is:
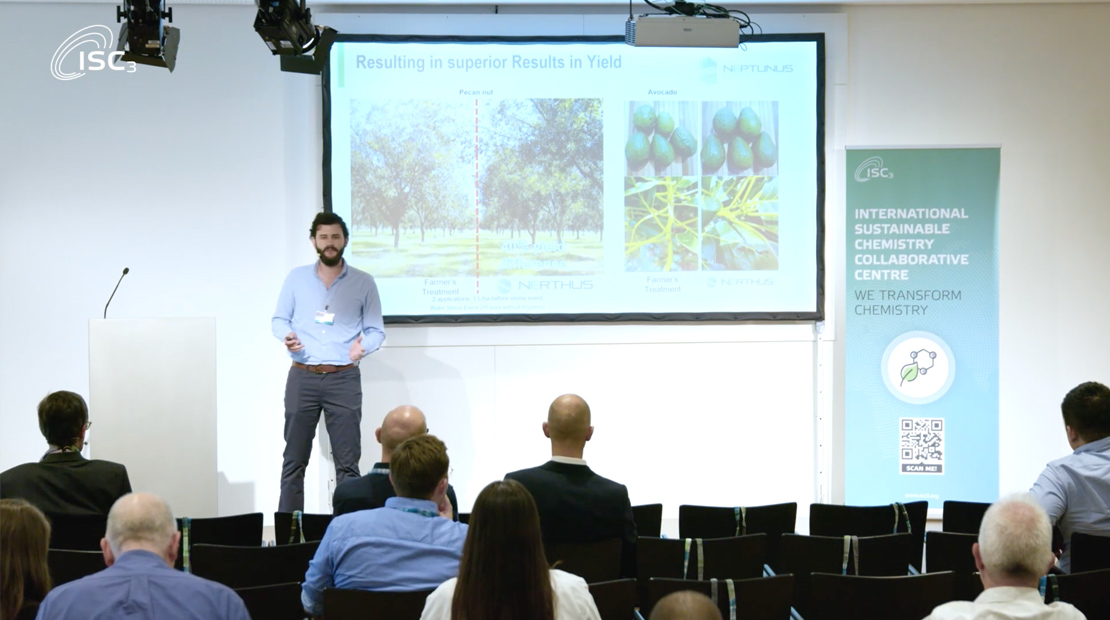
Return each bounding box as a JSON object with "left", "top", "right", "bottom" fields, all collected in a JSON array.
[{"left": 474, "top": 99, "right": 480, "bottom": 295}]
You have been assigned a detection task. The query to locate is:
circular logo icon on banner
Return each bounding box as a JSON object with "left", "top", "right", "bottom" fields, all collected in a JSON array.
[{"left": 881, "top": 331, "right": 955, "bottom": 404}]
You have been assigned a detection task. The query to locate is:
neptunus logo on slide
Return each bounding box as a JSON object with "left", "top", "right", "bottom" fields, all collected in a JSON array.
[
  {"left": 51, "top": 25, "right": 136, "bottom": 81},
  {"left": 854, "top": 156, "right": 894, "bottom": 182}
]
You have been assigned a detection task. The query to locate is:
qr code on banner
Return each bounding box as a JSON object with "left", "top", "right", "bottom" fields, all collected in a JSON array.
[{"left": 899, "top": 418, "right": 944, "bottom": 474}]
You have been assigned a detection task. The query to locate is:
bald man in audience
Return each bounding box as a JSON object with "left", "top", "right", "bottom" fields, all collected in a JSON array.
[
  {"left": 506, "top": 394, "right": 638, "bottom": 577},
  {"left": 37, "top": 493, "right": 249, "bottom": 620},
  {"left": 650, "top": 591, "right": 724, "bottom": 620},
  {"left": 332, "top": 405, "right": 459, "bottom": 518},
  {"left": 923, "top": 494, "right": 1085, "bottom": 620}
]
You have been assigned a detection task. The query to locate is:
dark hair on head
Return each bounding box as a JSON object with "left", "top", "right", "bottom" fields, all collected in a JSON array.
[
  {"left": 390, "top": 434, "right": 448, "bottom": 499},
  {"left": 309, "top": 212, "right": 349, "bottom": 238},
  {"left": 1062, "top": 381, "right": 1110, "bottom": 442},
  {"left": 450, "top": 480, "right": 554, "bottom": 620},
  {"left": 1, "top": 499, "right": 53, "bottom": 620},
  {"left": 37, "top": 391, "right": 88, "bottom": 448}
]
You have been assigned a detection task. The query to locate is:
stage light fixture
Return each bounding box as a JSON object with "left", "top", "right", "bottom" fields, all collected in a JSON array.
[
  {"left": 116, "top": 0, "right": 179, "bottom": 72},
  {"left": 253, "top": 0, "right": 336, "bottom": 75}
]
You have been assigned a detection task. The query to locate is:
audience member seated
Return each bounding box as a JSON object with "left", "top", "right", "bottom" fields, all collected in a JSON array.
[
  {"left": 506, "top": 394, "right": 638, "bottom": 577},
  {"left": 923, "top": 494, "right": 1085, "bottom": 620},
  {"left": 1, "top": 499, "right": 53, "bottom": 620},
  {"left": 0, "top": 391, "right": 131, "bottom": 516},
  {"left": 301, "top": 434, "right": 467, "bottom": 617},
  {"left": 419, "top": 480, "right": 601, "bottom": 620},
  {"left": 331, "top": 405, "right": 459, "bottom": 518},
  {"left": 649, "top": 591, "right": 723, "bottom": 620},
  {"left": 36, "top": 493, "right": 249, "bottom": 620},
  {"left": 1032, "top": 381, "right": 1110, "bottom": 572}
]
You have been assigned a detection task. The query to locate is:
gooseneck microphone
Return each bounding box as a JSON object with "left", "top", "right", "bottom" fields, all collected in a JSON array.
[{"left": 103, "top": 267, "right": 130, "bottom": 319}]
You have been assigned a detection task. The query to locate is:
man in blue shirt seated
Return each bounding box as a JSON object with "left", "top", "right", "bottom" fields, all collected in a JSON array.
[
  {"left": 1032, "top": 380, "right": 1110, "bottom": 572},
  {"left": 36, "top": 493, "right": 249, "bottom": 620},
  {"left": 301, "top": 434, "right": 468, "bottom": 617}
]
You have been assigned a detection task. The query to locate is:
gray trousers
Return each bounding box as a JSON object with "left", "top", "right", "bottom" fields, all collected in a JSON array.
[{"left": 278, "top": 365, "right": 363, "bottom": 512}]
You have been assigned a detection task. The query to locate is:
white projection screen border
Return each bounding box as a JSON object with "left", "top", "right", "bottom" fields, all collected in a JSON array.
[{"left": 323, "top": 34, "right": 825, "bottom": 324}]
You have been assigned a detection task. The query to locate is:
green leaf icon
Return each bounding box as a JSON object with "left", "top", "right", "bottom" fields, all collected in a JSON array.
[{"left": 900, "top": 363, "right": 919, "bottom": 386}]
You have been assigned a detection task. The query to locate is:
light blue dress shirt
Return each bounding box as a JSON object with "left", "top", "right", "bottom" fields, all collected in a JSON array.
[
  {"left": 35, "top": 550, "right": 249, "bottom": 620},
  {"left": 301, "top": 496, "right": 468, "bottom": 616},
  {"left": 271, "top": 260, "right": 385, "bottom": 365},
  {"left": 1032, "top": 434, "right": 1110, "bottom": 572}
]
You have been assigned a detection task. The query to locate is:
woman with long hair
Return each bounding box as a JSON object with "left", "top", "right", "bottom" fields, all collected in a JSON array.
[
  {"left": 420, "top": 479, "right": 601, "bottom": 620},
  {"left": 0, "top": 499, "right": 53, "bottom": 620}
]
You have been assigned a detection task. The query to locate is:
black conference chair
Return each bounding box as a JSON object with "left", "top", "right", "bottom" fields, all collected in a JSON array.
[
  {"left": 1068, "top": 532, "right": 1110, "bottom": 573},
  {"left": 925, "top": 531, "right": 977, "bottom": 573},
  {"left": 234, "top": 582, "right": 306, "bottom": 620},
  {"left": 805, "top": 571, "right": 956, "bottom": 620},
  {"left": 545, "top": 538, "right": 623, "bottom": 584},
  {"left": 809, "top": 501, "right": 927, "bottom": 571},
  {"left": 458, "top": 512, "right": 470, "bottom": 524},
  {"left": 176, "top": 512, "right": 264, "bottom": 571},
  {"left": 941, "top": 500, "right": 990, "bottom": 534},
  {"left": 323, "top": 587, "right": 434, "bottom": 620},
  {"left": 190, "top": 541, "right": 320, "bottom": 588},
  {"left": 273, "top": 512, "right": 333, "bottom": 545},
  {"left": 632, "top": 503, "right": 663, "bottom": 538},
  {"left": 679, "top": 503, "right": 797, "bottom": 567},
  {"left": 48, "top": 549, "right": 106, "bottom": 585},
  {"left": 44, "top": 513, "right": 108, "bottom": 551},
  {"left": 646, "top": 575, "right": 794, "bottom": 620},
  {"left": 589, "top": 579, "right": 638, "bottom": 620},
  {"left": 1046, "top": 568, "right": 1110, "bottom": 619},
  {"left": 637, "top": 535, "right": 766, "bottom": 606}
]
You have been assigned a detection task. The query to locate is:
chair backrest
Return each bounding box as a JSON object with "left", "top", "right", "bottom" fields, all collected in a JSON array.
[
  {"left": 941, "top": 500, "right": 990, "bottom": 534},
  {"left": 176, "top": 512, "right": 264, "bottom": 571},
  {"left": 925, "top": 531, "right": 977, "bottom": 573},
  {"left": 646, "top": 575, "right": 794, "bottom": 620},
  {"left": 588, "top": 578, "right": 638, "bottom": 620},
  {"left": 1068, "top": 532, "right": 1110, "bottom": 574},
  {"left": 805, "top": 571, "right": 956, "bottom": 620},
  {"left": 636, "top": 535, "right": 766, "bottom": 607},
  {"left": 324, "top": 587, "right": 434, "bottom": 620},
  {"left": 273, "top": 512, "right": 334, "bottom": 545},
  {"left": 458, "top": 512, "right": 470, "bottom": 524},
  {"left": 234, "top": 582, "right": 305, "bottom": 620},
  {"left": 809, "top": 501, "right": 927, "bottom": 571},
  {"left": 44, "top": 513, "right": 108, "bottom": 551},
  {"left": 544, "top": 538, "right": 622, "bottom": 584},
  {"left": 632, "top": 503, "right": 663, "bottom": 538},
  {"left": 47, "top": 549, "right": 106, "bottom": 585},
  {"left": 852, "top": 533, "right": 914, "bottom": 576},
  {"left": 679, "top": 503, "right": 797, "bottom": 567},
  {"left": 190, "top": 541, "right": 320, "bottom": 589},
  {"left": 1046, "top": 567, "right": 1110, "bottom": 619}
]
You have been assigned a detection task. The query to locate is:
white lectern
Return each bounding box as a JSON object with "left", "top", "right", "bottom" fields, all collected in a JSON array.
[{"left": 88, "top": 318, "right": 217, "bottom": 518}]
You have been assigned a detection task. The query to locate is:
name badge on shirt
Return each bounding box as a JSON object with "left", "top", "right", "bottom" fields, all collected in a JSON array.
[{"left": 314, "top": 310, "right": 335, "bottom": 325}]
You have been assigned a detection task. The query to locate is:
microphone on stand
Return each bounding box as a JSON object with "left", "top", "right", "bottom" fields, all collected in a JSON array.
[{"left": 104, "top": 267, "right": 130, "bottom": 319}]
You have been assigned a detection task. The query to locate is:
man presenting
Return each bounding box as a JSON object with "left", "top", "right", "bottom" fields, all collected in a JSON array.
[{"left": 273, "top": 212, "right": 385, "bottom": 512}]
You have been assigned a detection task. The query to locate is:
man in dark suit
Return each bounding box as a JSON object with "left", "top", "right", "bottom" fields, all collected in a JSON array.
[
  {"left": 331, "top": 405, "right": 459, "bottom": 518},
  {"left": 506, "top": 393, "right": 638, "bottom": 577},
  {"left": 0, "top": 391, "right": 131, "bottom": 516}
]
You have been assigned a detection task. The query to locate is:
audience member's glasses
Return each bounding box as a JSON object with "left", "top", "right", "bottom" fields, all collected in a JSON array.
[{"left": 83, "top": 421, "right": 93, "bottom": 431}]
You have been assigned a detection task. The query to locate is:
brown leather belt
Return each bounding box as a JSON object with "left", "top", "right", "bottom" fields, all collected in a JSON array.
[{"left": 292, "top": 361, "right": 356, "bottom": 374}]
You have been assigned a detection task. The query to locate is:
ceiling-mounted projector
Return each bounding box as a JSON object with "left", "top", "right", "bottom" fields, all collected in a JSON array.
[{"left": 624, "top": 15, "right": 739, "bottom": 48}]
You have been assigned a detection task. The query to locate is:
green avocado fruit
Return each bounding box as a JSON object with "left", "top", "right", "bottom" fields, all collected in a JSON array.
[
  {"left": 625, "top": 132, "right": 651, "bottom": 169},
  {"left": 712, "top": 107, "right": 737, "bottom": 138},
  {"left": 655, "top": 111, "right": 676, "bottom": 137},
  {"left": 702, "top": 134, "right": 725, "bottom": 173},
  {"left": 755, "top": 131, "right": 778, "bottom": 168},
  {"left": 633, "top": 105, "right": 656, "bottom": 133},
  {"left": 671, "top": 127, "right": 698, "bottom": 160},
  {"left": 728, "top": 136, "right": 754, "bottom": 171},
  {"left": 737, "top": 107, "right": 762, "bottom": 142},
  {"left": 652, "top": 134, "right": 675, "bottom": 170}
]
